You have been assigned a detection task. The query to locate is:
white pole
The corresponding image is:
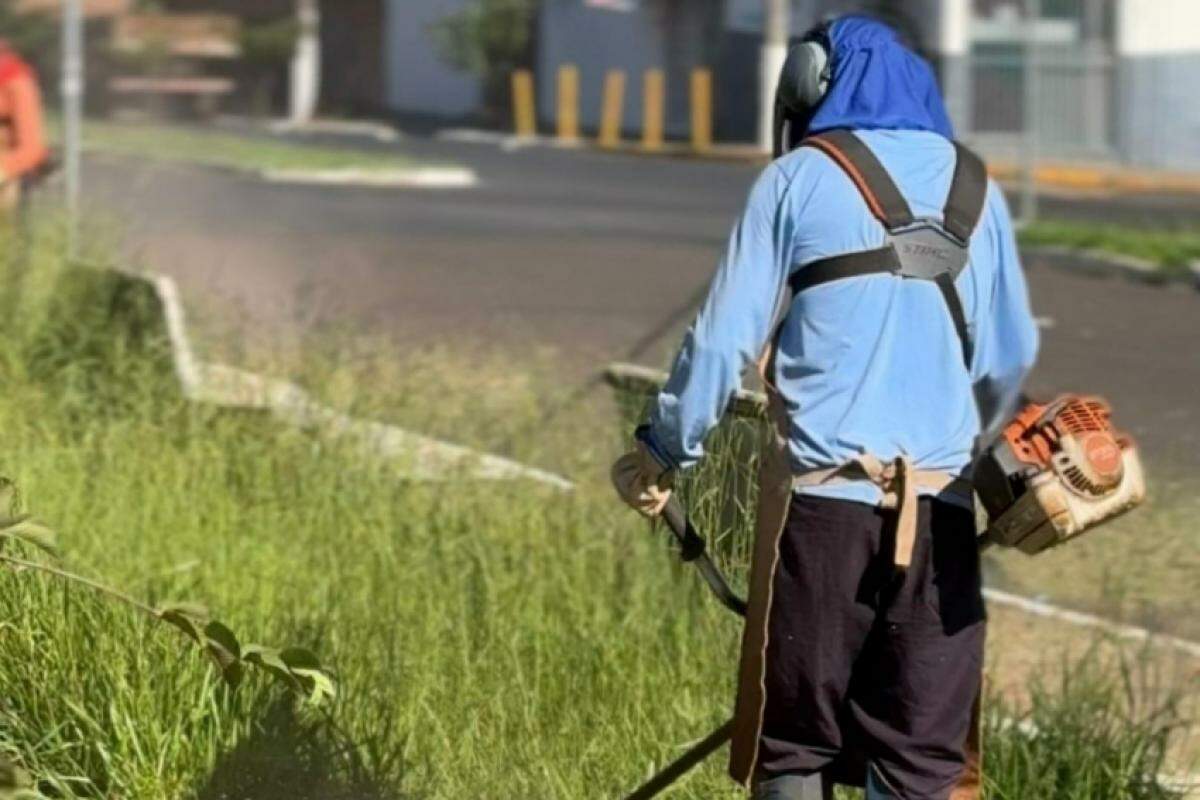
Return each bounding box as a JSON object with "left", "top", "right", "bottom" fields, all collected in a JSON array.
[
  {"left": 289, "top": 0, "right": 321, "bottom": 125},
  {"left": 937, "top": 0, "right": 972, "bottom": 137},
  {"left": 758, "top": 0, "right": 789, "bottom": 154},
  {"left": 61, "top": 0, "right": 84, "bottom": 259},
  {"left": 1020, "top": 0, "right": 1041, "bottom": 225}
]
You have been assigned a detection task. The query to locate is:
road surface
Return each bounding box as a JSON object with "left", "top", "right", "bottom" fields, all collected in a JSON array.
[{"left": 81, "top": 136, "right": 1200, "bottom": 474}]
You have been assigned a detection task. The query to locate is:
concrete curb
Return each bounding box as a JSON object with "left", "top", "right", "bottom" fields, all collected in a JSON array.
[
  {"left": 990, "top": 161, "right": 1200, "bottom": 195},
  {"left": 260, "top": 166, "right": 479, "bottom": 189},
  {"left": 264, "top": 117, "right": 402, "bottom": 144},
  {"left": 142, "top": 270, "right": 572, "bottom": 491},
  {"left": 1022, "top": 246, "right": 1195, "bottom": 290},
  {"left": 983, "top": 588, "right": 1200, "bottom": 660}
]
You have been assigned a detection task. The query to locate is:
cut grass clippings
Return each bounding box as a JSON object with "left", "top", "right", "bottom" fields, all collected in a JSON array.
[{"left": 1019, "top": 221, "right": 1200, "bottom": 278}]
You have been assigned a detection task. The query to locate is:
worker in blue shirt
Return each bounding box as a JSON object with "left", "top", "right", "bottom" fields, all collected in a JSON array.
[{"left": 613, "top": 16, "right": 1038, "bottom": 800}]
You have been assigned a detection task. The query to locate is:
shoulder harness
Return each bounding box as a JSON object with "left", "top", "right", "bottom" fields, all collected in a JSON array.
[{"left": 790, "top": 130, "right": 989, "bottom": 370}]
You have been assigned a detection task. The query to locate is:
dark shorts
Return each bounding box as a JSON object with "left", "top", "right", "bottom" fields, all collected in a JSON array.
[{"left": 756, "top": 494, "right": 986, "bottom": 800}]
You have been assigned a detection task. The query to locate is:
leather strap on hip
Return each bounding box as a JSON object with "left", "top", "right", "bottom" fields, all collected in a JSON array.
[{"left": 792, "top": 455, "right": 970, "bottom": 568}]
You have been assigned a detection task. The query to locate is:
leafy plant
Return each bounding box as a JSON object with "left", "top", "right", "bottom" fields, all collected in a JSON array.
[
  {"left": 0, "top": 476, "right": 335, "bottom": 792},
  {"left": 430, "top": 0, "right": 538, "bottom": 119},
  {"left": 238, "top": 18, "right": 301, "bottom": 117},
  {"left": 0, "top": 478, "right": 333, "bottom": 701},
  {"left": 239, "top": 18, "right": 301, "bottom": 66},
  {"left": 0, "top": 6, "right": 57, "bottom": 80}
]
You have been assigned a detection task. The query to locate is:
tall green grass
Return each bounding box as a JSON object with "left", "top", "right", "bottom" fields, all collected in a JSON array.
[
  {"left": 0, "top": 219, "right": 1192, "bottom": 798},
  {"left": 984, "top": 651, "right": 1190, "bottom": 800}
]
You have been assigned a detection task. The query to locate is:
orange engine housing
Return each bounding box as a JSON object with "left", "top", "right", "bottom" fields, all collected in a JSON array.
[
  {"left": 975, "top": 394, "right": 1145, "bottom": 555},
  {"left": 1001, "top": 396, "right": 1129, "bottom": 498}
]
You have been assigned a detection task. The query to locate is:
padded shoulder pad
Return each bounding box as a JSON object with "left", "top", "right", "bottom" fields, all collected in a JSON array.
[
  {"left": 943, "top": 143, "right": 988, "bottom": 243},
  {"left": 801, "top": 130, "right": 914, "bottom": 231}
]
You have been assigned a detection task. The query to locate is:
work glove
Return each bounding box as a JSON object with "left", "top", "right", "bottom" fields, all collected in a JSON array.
[{"left": 611, "top": 440, "right": 674, "bottom": 518}]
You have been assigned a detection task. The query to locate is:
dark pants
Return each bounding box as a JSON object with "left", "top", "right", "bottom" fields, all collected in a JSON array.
[{"left": 755, "top": 494, "right": 986, "bottom": 800}]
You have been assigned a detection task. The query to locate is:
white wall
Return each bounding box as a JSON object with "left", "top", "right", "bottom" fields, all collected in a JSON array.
[
  {"left": 1115, "top": 0, "right": 1200, "bottom": 169},
  {"left": 383, "top": 0, "right": 481, "bottom": 117},
  {"left": 1116, "top": 0, "right": 1200, "bottom": 56}
]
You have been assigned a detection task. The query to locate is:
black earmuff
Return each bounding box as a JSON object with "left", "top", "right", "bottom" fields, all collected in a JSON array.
[{"left": 772, "top": 24, "right": 833, "bottom": 158}]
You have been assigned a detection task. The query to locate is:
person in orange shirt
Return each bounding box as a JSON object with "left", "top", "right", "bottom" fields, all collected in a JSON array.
[{"left": 0, "top": 40, "right": 49, "bottom": 215}]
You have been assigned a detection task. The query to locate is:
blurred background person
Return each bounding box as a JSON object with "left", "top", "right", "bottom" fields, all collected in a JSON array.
[{"left": 0, "top": 38, "right": 48, "bottom": 217}]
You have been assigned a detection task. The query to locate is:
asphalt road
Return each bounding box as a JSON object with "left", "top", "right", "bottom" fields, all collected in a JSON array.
[{"left": 82, "top": 136, "right": 1200, "bottom": 474}]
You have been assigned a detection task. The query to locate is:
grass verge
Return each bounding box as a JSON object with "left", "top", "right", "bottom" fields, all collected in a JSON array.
[
  {"left": 1019, "top": 221, "right": 1200, "bottom": 277},
  {"left": 0, "top": 218, "right": 1194, "bottom": 798},
  {"left": 55, "top": 117, "right": 427, "bottom": 175}
]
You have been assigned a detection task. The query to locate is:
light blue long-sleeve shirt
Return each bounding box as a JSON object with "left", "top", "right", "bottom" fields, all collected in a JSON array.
[{"left": 642, "top": 129, "right": 1040, "bottom": 507}]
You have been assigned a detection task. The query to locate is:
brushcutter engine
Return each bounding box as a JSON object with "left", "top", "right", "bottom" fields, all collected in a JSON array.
[{"left": 974, "top": 396, "right": 1146, "bottom": 555}]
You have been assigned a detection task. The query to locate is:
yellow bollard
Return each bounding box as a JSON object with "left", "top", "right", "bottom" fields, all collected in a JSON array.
[
  {"left": 642, "top": 68, "right": 665, "bottom": 152},
  {"left": 557, "top": 64, "right": 580, "bottom": 143},
  {"left": 691, "top": 68, "right": 713, "bottom": 153},
  {"left": 599, "top": 70, "right": 626, "bottom": 149},
  {"left": 511, "top": 70, "right": 536, "bottom": 139}
]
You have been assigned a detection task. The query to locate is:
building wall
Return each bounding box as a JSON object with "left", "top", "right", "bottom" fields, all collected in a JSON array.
[
  {"left": 536, "top": 2, "right": 695, "bottom": 139},
  {"left": 536, "top": 0, "right": 931, "bottom": 144},
  {"left": 1115, "top": 0, "right": 1200, "bottom": 169},
  {"left": 382, "top": 0, "right": 480, "bottom": 119}
]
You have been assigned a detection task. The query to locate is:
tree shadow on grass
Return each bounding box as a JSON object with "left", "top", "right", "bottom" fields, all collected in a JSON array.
[{"left": 195, "top": 698, "right": 399, "bottom": 800}]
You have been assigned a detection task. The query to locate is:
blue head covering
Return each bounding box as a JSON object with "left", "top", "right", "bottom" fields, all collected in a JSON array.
[{"left": 806, "top": 15, "right": 954, "bottom": 139}]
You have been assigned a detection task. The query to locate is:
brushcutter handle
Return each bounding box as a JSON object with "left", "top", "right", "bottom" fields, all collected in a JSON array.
[
  {"left": 661, "top": 497, "right": 705, "bottom": 561},
  {"left": 660, "top": 497, "right": 748, "bottom": 618}
]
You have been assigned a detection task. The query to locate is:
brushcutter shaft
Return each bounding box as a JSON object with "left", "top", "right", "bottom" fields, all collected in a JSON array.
[
  {"left": 661, "top": 498, "right": 747, "bottom": 618},
  {"left": 622, "top": 719, "right": 735, "bottom": 800}
]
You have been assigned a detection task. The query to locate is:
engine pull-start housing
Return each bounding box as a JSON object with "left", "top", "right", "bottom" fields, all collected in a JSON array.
[{"left": 973, "top": 396, "right": 1146, "bottom": 555}]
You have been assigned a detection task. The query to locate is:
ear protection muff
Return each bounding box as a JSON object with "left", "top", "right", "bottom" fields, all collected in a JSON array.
[{"left": 772, "top": 24, "right": 833, "bottom": 158}]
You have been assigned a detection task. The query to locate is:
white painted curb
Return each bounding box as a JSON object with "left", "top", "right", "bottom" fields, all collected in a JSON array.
[
  {"left": 266, "top": 118, "right": 402, "bottom": 144},
  {"left": 983, "top": 588, "right": 1200, "bottom": 660},
  {"left": 436, "top": 128, "right": 545, "bottom": 153},
  {"left": 144, "top": 271, "right": 571, "bottom": 491},
  {"left": 261, "top": 167, "right": 478, "bottom": 189}
]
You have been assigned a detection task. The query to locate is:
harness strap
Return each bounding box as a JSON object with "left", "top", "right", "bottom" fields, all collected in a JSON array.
[
  {"left": 787, "top": 246, "right": 901, "bottom": 295},
  {"left": 934, "top": 272, "right": 974, "bottom": 369},
  {"left": 801, "top": 130, "right": 914, "bottom": 231},
  {"left": 943, "top": 142, "right": 989, "bottom": 243},
  {"left": 784, "top": 132, "right": 989, "bottom": 373},
  {"left": 792, "top": 455, "right": 971, "bottom": 568}
]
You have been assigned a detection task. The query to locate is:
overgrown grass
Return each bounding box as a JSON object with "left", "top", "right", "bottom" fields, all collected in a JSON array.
[
  {"left": 985, "top": 649, "right": 1192, "bottom": 800},
  {"left": 1019, "top": 221, "right": 1200, "bottom": 276},
  {"left": 57, "top": 117, "right": 425, "bottom": 174},
  {"left": 0, "top": 219, "right": 1193, "bottom": 798}
]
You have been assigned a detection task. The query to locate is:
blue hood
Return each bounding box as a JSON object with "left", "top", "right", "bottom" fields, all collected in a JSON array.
[{"left": 807, "top": 16, "right": 954, "bottom": 139}]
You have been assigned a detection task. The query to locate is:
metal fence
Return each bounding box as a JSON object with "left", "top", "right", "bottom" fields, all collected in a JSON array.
[{"left": 969, "top": 41, "right": 1116, "bottom": 161}]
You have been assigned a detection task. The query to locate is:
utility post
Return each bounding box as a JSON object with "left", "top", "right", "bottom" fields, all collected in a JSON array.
[
  {"left": 289, "top": 0, "right": 321, "bottom": 125},
  {"left": 1080, "top": 0, "right": 1108, "bottom": 155},
  {"left": 759, "top": 0, "right": 789, "bottom": 153},
  {"left": 1020, "top": 0, "right": 1041, "bottom": 225},
  {"left": 61, "top": 0, "right": 84, "bottom": 260},
  {"left": 937, "top": 0, "right": 972, "bottom": 138}
]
